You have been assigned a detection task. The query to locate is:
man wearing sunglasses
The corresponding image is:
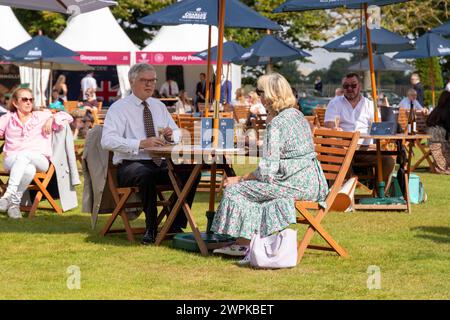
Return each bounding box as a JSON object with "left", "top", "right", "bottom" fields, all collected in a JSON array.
[{"left": 324, "top": 73, "right": 395, "bottom": 182}]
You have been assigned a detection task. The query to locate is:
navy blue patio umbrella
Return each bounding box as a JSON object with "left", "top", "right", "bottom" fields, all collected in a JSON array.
[
  {"left": 323, "top": 26, "right": 413, "bottom": 54},
  {"left": 194, "top": 41, "right": 246, "bottom": 62},
  {"left": 0, "top": 0, "right": 117, "bottom": 14},
  {"left": 394, "top": 32, "right": 450, "bottom": 107},
  {"left": 431, "top": 19, "right": 450, "bottom": 36},
  {"left": 231, "top": 35, "right": 310, "bottom": 68},
  {"left": 0, "top": 46, "right": 11, "bottom": 59},
  {"left": 348, "top": 53, "right": 413, "bottom": 71},
  {"left": 139, "top": 0, "right": 282, "bottom": 30},
  {"left": 348, "top": 53, "right": 412, "bottom": 89},
  {"left": 7, "top": 35, "right": 80, "bottom": 106}
]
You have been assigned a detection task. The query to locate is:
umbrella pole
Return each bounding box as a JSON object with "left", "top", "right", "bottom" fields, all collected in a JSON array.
[
  {"left": 364, "top": 4, "right": 384, "bottom": 198},
  {"left": 205, "top": 25, "right": 212, "bottom": 117},
  {"left": 49, "top": 64, "right": 53, "bottom": 104},
  {"left": 213, "top": 0, "right": 226, "bottom": 147},
  {"left": 266, "top": 29, "right": 273, "bottom": 74},
  {"left": 40, "top": 59, "right": 44, "bottom": 108},
  {"left": 429, "top": 58, "right": 436, "bottom": 107}
]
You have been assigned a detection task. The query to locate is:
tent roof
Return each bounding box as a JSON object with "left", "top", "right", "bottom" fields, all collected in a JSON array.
[
  {"left": 0, "top": 5, "right": 31, "bottom": 49},
  {"left": 56, "top": 8, "right": 138, "bottom": 52},
  {"left": 142, "top": 24, "right": 221, "bottom": 52}
]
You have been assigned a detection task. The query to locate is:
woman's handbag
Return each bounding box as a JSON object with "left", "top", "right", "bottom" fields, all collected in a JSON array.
[{"left": 249, "top": 228, "right": 298, "bottom": 269}]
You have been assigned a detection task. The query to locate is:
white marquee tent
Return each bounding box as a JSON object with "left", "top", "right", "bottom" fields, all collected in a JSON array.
[
  {"left": 0, "top": 5, "right": 50, "bottom": 106},
  {"left": 139, "top": 24, "right": 242, "bottom": 100},
  {"left": 56, "top": 7, "right": 138, "bottom": 97}
]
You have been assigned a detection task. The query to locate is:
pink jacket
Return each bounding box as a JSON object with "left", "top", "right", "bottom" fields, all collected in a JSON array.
[{"left": 0, "top": 110, "right": 73, "bottom": 159}]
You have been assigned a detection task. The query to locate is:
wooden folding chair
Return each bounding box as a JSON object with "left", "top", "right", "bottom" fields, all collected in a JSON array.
[
  {"left": 411, "top": 110, "right": 435, "bottom": 172},
  {"left": 63, "top": 100, "right": 79, "bottom": 113},
  {"left": 100, "top": 153, "right": 174, "bottom": 242},
  {"left": 92, "top": 108, "right": 107, "bottom": 126},
  {"left": 0, "top": 164, "right": 62, "bottom": 218},
  {"left": 295, "top": 129, "right": 360, "bottom": 263},
  {"left": 312, "top": 107, "right": 327, "bottom": 127}
]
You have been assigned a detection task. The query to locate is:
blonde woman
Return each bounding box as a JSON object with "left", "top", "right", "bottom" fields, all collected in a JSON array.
[
  {"left": 212, "top": 73, "right": 329, "bottom": 260},
  {"left": 0, "top": 88, "right": 72, "bottom": 218},
  {"left": 53, "top": 74, "right": 68, "bottom": 101},
  {"left": 174, "top": 90, "right": 193, "bottom": 114}
]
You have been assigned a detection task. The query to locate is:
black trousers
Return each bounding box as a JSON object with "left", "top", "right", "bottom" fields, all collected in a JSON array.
[{"left": 117, "top": 160, "right": 200, "bottom": 233}]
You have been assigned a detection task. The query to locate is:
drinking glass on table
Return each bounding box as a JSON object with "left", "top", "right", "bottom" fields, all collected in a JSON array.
[{"left": 334, "top": 116, "right": 341, "bottom": 130}]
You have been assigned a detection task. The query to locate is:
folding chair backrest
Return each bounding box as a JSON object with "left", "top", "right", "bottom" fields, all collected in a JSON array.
[
  {"left": 233, "top": 105, "right": 250, "bottom": 123},
  {"left": 179, "top": 116, "right": 201, "bottom": 145},
  {"left": 415, "top": 110, "right": 428, "bottom": 134},
  {"left": 313, "top": 107, "right": 326, "bottom": 127},
  {"left": 312, "top": 129, "right": 360, "bottom": 208},
  {"left": 218, "top": 112, "right": 233, "bottom": 119},
  {"left": 64, "top": 100, "right": 79, "bottom": 113},
  {"left": 398, "top": 108, "right": 408, "bottom": 132}
]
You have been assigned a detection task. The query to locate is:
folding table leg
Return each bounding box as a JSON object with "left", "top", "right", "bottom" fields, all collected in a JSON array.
[{"left": 155, "top": 163, "right": 208, "bottom": 256}]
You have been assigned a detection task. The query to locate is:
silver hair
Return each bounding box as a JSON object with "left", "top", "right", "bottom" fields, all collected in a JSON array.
[
  {"left": 407, "top": 88, "right": 417, "bottom": 95},
  {"left": 128, "top": 63, "right": 156, "bottom": 82}
]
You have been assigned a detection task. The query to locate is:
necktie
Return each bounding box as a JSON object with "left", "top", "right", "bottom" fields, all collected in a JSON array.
[
  {"left": 168, "top": 82, "right": 172, "bottom": 96},
  {"left": 142, "top": 101, "right": 162, "bottom": 166}
]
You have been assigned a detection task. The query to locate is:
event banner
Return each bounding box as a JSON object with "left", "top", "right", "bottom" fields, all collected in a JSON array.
[
  {"left": 136, "top": 51, "right": 212, "bottom": 65},
  {"left": 75, "top": 52, "right": 131, "bottom": 66}
]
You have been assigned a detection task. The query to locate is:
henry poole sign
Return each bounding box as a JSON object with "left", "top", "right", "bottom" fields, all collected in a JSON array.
[
  {"left": 136, "top": 52, "right": 209, "bottom": 65},
  {"left": 75, "top": 52, "right": 131, "bottom": 65}
]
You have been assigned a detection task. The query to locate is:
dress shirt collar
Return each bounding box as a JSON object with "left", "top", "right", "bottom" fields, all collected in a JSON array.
[{"left": 129, "top": 93, "right": 152, "bottom": 108}]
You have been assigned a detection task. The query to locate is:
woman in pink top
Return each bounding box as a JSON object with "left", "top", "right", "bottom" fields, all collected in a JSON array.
[{"left": 0, "top": 88, "right": 73, "bottom": 219}]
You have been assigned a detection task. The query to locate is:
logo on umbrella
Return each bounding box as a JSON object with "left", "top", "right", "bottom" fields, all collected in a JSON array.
[
  {"left": 437, "top": 45, "right": 450, "bottom": 54},
  {"left": 27, "top": 47, "right": 42, "bottom": 58},
  {"left": 241, "top": 49, "right": 254, "bottom": 59},
  {"left": 341, "top": 37, "right": 358, "bottom": 47},
  {"left": 181, "top": 7, "right": 207, "bottom": 21}
]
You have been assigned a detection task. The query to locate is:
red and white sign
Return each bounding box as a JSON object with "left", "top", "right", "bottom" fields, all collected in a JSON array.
[
  {"left": 75, "top": 52, "right": 131, "bottom": 65},
  {"left": 97, "top": 80, "right": 118, "bottom": 103},
  {"left": 136, "top": 51, "right": 212, "bottom": 65}
]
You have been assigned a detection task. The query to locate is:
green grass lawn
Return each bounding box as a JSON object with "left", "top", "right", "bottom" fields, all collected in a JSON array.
[{"left": 1, "top": 156, "right": 450, "bottom": 300}]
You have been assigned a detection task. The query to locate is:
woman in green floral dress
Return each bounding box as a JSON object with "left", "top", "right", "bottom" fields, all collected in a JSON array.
[{"left": 212, "top": 73, "right": 329, "bottom": 257}]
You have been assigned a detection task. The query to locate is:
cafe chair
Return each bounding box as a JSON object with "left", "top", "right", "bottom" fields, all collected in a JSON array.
[{"left": 295, "top": 129, "right": 360, "bottom": 263}]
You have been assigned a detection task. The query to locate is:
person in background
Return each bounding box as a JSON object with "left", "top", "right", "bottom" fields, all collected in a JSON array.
[
  {"left": 174, "top": 90, "right": 193, "bottom": 114},
  {"left": 79, "top": 87, "right": 98, "bottom": 137},
  {"left": 231, "top": 88, "right": 249, "bottom": 106},
  {"left": 410, "top": 73, "right": 424, "bottom": 107},
  {"left": 48, "top": 89, "right": 65, "bottom": 111},
  {"left": 195, "top": 72, "right": 207, "bottom": 110},
  {"left": 81, "top": 71, "right": 97, "bottom": 100},
  {"left": 211, "top": 73, "right": 328, "bottom": 261},
  {"left": 335, "top": 87, "right": 344, "bottom": 97},
  {"left": 53, "top": 74, "right": 68, "bottom": 102},
  {"left": 0, "top": 87, "right": 72, "bottom": 219},
  {"left": 314, "top": 76, "right": 323, "bottom": 95},
  {"left": 220, "top": 74, "right": 232, "bottom": 105},
  {"left": 398, "top": 88, "right": 423, "bottom": 110},
  {"left": 0, "top": 93, "right": 8, "bottom": 115},
  {"left": 160, "top": 78, "right": 179, "bottom": 98},
  {"left": 248, "top": 91, "right": 266, "bottom": 118},
  {"left": 426, "top": 91, "right": 450, "bottom": 174}
]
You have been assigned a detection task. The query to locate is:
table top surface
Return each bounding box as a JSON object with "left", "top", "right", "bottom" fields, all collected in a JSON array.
[{"left": 360, "top": 133, "right": 430, "bottom": 140}]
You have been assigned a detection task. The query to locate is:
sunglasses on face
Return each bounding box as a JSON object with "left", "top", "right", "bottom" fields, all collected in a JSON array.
[
  {"left": 256, "top": 89, "right": 264, "bottom": 96},
  {"left": 19, "top": 97, "right": 34, "bottom": 103},
  {"left": 343, "top": 84, "right": 358, "bottom": 90}
]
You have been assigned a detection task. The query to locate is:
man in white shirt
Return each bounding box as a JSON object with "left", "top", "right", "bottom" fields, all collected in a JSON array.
[
  {"left": 398, "top": 89, "right": 423, "bottom": 110},
  {"left": 160, "top": 79, "right": 179, "bottom": 98},
  {"left": 80, "top": 71, "right": 98, "bottom": 100},
  {"left": 324, "top": 73, "right": 395, "bottom": 182},
  {"left": 101, "top": 63, "right": 198, "bottom": 245}
]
